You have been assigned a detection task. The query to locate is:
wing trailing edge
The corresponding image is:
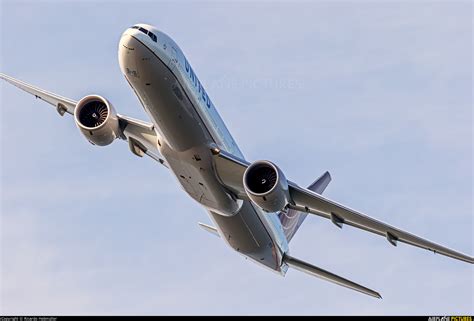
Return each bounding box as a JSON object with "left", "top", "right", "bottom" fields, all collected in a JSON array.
[{"left": 211, "top": 149, "right": 474, "bottom": 265}]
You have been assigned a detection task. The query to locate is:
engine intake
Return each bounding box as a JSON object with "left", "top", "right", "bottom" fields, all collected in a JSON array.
[
  {"left": 78, "top": 100, "right": 109, "bottom": 127},
  {"left": 74, "top": 95, "right": 120, "bottom": 146},
  {"left": 243, "top": 160, "right": 290, "bottom": 213}
]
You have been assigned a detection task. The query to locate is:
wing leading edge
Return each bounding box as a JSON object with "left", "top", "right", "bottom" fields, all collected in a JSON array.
[
  {"left": 212, "top": 149, "right": 474, "bottom": 264},
  {"left": 1, "top": 73, "right": 167, "bottom": 167},
  {"left": 288, "top": 184, "right": 473, "bottom": 264},
  {"left": 0, "top": 73, "right": 76, "bottom": 115}
]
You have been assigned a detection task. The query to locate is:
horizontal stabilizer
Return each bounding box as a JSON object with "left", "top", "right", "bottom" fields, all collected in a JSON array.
[
  {"left": 198, "top": 222, "right": 220, "bottom": 237},
  {"left": 284, "top": 255, "right": 382, "bottom": 299}
]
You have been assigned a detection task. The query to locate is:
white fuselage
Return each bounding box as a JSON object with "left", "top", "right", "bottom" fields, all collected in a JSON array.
[{"left": 118, "top": 24, "right": 289, "bottom": 273}]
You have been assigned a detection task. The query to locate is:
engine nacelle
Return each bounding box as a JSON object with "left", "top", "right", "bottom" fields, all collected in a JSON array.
[
  {"left": 243, "top": 160, "right": 290, "bottom": 213},
  {"left": 74, "top": 95, "right": 121, "bottom": 146}
]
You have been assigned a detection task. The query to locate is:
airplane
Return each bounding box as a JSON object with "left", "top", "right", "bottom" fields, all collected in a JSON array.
[{"left": 1, "top": 23, "right": 472, "bottom": 299}]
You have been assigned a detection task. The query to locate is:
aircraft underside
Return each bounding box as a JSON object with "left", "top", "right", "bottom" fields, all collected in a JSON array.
[{"left": 119, "top": 30, "right": 286, "bottom": 272}]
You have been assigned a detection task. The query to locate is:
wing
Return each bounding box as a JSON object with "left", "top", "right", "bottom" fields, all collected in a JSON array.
[
  {"left": 118, "top": 114, "right": 168, "bottom": 167},
  {"left": 1, "top": 73, "right": 76, "bottom": 115},
  {"left": 1, "top": 73, "right": 167, "bottom": 167},
  {"left": 212, "top": 149, "right": 473, "bottom": 264},
  {"left": 288, "top": 183, "right": 473, "bottom": 264}
]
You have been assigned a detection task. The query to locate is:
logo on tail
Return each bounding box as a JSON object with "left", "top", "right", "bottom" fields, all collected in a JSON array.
[{"left": 278, "top": 171, "right": 331, "bottom": 241}]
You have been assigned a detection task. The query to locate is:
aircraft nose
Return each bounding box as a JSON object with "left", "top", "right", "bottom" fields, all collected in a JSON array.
[
  {"left": 118, "top": 33, "right": 138, "bottom": 75},
  {"left": 119, "top": 30, "right": 135, "bottom": 50}
]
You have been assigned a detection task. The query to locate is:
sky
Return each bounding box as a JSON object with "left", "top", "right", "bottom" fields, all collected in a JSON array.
[{"left": 0, "top": 0, "right": 472, "bottom": 316}]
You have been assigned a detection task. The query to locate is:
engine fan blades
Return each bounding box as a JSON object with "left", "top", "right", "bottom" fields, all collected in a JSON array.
[
  {"left": 257, "top": 167, "right": 277, "bottom": 192},
  {"left": 246, "top": 165, "right": 278, "bottom": 194},
  {"left": 79, "top": 101, "right": 108, "bottom": 127}
]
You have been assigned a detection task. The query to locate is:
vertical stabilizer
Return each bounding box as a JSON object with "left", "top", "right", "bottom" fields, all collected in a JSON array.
[{"left": 278, "top": 171, "right": 331, "bottom": 241}]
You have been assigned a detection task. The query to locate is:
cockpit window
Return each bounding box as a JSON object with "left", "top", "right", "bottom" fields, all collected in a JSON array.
[
  {"left": 149, "top": 32, "right": 157, "bottom": 42},
  {"left": 131, "top": 26, "right": 157, "bottom": 42}
]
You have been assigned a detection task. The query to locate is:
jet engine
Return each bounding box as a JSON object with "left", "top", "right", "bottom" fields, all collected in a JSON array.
[
  {"left": 243, "top": 160, "right": 291, "bottom": 213},
  {"left": 74, "top": 95, "right": 121, "bottom": 146}
]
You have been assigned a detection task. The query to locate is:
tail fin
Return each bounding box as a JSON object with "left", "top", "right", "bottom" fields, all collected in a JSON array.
[{"left": 278, "top": 171, "right": 331, "bottom": 241}]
